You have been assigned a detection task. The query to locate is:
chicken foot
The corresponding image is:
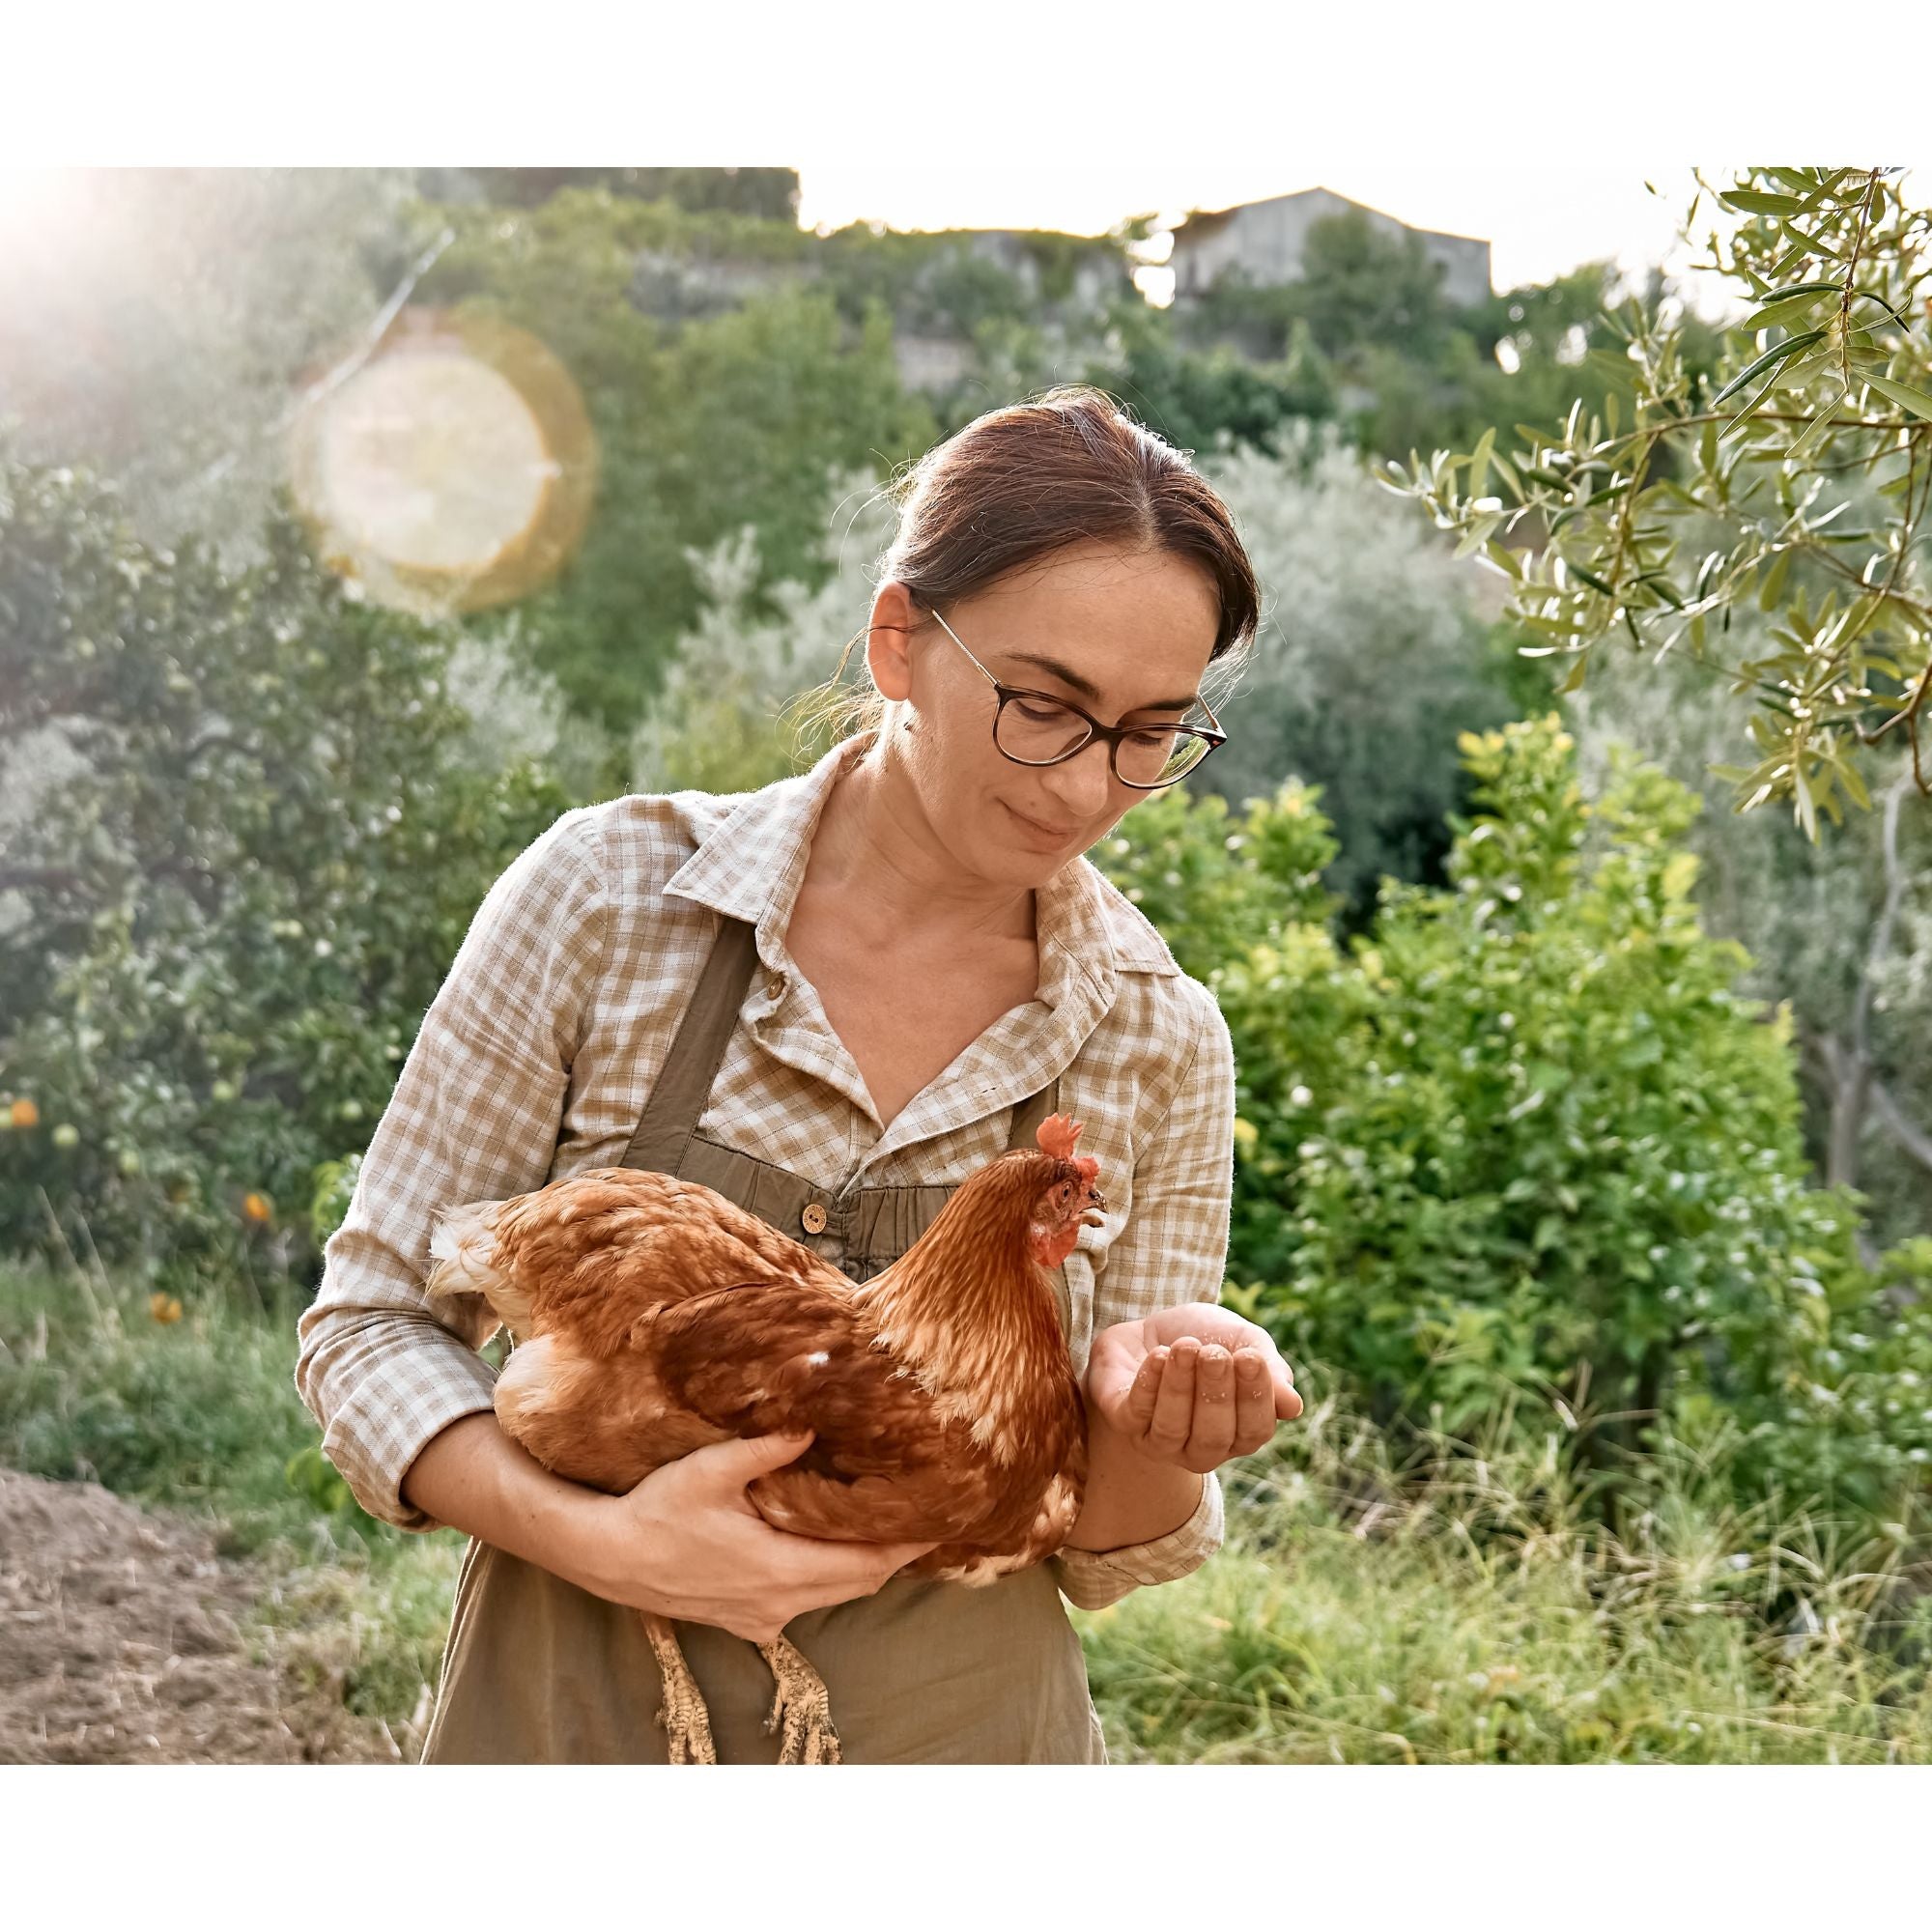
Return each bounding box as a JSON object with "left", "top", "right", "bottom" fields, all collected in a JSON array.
[
  {"left": 640, "top": 1612, "right": 718, "bottom": 1765},
  {"left": 757, "top": 1634, "right": 842, "bottom": 1765}
]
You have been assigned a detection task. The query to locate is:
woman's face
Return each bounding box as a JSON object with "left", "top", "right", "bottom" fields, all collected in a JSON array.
[{"left": 867, "top": 540, "right": 1222, "bottom": 884}]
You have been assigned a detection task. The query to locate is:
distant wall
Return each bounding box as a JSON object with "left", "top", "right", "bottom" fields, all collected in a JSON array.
[{"left": 1172, "top": 187, "right": 1492, "bottom": 308}]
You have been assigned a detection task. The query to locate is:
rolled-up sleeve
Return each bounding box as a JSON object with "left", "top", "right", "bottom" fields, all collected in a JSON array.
[
  {"left": 295, "top": 810, "right": 610, "bottom": 1531},
  {"left": 1053, "top": 985, "right": 1238, "bottom": 1610}
]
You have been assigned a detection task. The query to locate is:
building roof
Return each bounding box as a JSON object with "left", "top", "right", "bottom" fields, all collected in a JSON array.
[{"left": 1171, "top": 185, "right": 1490, "bottom": 252}]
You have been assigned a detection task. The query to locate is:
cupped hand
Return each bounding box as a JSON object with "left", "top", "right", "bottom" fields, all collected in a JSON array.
[{"left": 1086, "top": 1302, "right": 1303, "bottom": 1474}]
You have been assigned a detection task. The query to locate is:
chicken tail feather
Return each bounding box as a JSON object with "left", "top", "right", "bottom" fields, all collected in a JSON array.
[{"left": 426, "top": 1199, "right": 533, "bottom": 1336}]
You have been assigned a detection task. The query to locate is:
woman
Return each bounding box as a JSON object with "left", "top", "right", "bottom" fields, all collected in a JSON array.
[{"left": 295, "top": 384, "right": 1303, "bottom": 1764}]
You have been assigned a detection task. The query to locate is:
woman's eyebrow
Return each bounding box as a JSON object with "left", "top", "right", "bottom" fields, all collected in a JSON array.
[{"left": 1003, "top": 649, "right": 1200, "bottom": 714}]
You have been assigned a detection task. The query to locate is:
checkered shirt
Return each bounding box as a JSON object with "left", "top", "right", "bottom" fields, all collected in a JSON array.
[{"left": 295, "top": 726, "right": 1236, "bottom": 1610}]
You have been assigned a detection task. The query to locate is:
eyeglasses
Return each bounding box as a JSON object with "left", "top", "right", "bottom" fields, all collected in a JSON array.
[{"left": 926, "top": 607, "right": 1227, "bottom": 790}]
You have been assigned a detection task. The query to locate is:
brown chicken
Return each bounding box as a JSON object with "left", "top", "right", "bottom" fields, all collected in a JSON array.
[{"left": 422, "top": 1112, "right": 1106, "bottom": 1764}]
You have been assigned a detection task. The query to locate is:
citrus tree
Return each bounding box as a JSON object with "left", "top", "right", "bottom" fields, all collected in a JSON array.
[{"left": 0, "top": 444, "right": 571, "bottom": 1284}]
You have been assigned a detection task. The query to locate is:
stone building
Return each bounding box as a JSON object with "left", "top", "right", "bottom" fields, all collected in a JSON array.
[{"left": 1169, "top": 186, "right": 1492, "bottom": 308}]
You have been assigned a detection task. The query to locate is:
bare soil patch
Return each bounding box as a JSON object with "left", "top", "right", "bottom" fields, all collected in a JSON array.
[{"left": 0, "top": 1467, "right": 396, "bottom": 1764}]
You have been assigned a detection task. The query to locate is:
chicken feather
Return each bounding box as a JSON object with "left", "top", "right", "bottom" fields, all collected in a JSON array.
[{"left": 424, "top": 1111, "right": 1108, "bottom": 1761}]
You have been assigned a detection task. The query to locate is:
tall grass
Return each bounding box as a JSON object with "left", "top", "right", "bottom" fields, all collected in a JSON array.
[
  {"left": 0, "top": 1254, "right": 331, "bottom": 1553},
  {"left": 5, "top": 1253, "right": 1930, "bottom": 1761},
  {"left": 1081, "top": 1381, "right": 1932, "bottom": 1762}
]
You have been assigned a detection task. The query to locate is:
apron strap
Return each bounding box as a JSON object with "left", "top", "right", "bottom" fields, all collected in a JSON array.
[
  {"left": 620, "top": 913, "right": 761, "bottom": 1176},
  {"left": 1005, "top": 1078, "right": 1059, "bottom": 1152}
]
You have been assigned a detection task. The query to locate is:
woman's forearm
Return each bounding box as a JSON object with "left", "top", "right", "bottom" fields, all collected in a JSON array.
[
  {"left": 412, "top": 1400, "right": 1200, "bottom": 1574},
  {"left": 1062, "top": 1404, "right": 1206, "bottom": 1552},
  {"left": 401, "top": 1411, "right": 607, "bottom": 1586}
]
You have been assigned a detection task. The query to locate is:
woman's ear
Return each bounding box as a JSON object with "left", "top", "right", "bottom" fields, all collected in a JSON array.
[{"left": 867, "top": 580, "right": 920, "bottom": 703}]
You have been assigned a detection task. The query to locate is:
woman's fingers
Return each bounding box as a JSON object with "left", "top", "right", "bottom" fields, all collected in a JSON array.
[
  {"left": 1123, "top": 1346, "right": 1167, "bottom": 1434},
  {"left": 1273, "top": 1358, "right": 1305, "bottom": 1421},
  {"left": 1117, "top": 1330, "right": 1304, "bottom": 1470},
  {"left": 1232, "top": 1347, "right": 1277, "bottom": 1455},
  {"left": 1183, "top": 1343, "right": 1239, "bottom": 1471},
  {"left": 1142, "top": 1335, "right": 1201, "bottom": 1461}
]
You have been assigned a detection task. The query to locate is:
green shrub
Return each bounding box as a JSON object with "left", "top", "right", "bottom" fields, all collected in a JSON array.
[
  {"left": 0, "top": 444, "right": 573, "bottom": 1288},
  {"left": 1104, "top": 714, "right": 1932, "bottom": 1538}
]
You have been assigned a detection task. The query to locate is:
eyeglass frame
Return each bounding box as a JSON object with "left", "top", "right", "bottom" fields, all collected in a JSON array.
[{"left": 923, "top": 605, "right": 1228, "bottom": 791}]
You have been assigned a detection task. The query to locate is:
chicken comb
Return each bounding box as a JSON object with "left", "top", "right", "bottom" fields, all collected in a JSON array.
[{"left": 1037, "top": 1112, "right": 1100, "bottom": 1186}]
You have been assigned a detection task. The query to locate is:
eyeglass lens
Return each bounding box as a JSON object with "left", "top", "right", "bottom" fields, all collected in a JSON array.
[{"left": 996, "top": 696, "right": 1210, "bottom": 786}]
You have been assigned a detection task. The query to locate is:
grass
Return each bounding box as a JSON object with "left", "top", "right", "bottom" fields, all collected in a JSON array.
[
  {"left": 5, "top": 1249, "right": 1931, "bottom": 1761},
  {"left": 0, "top": 1255, "right": 334, "bottom": 1555},
  {"left": 1081, "top": 1392, "right": 1932, "bottom": 1762}
]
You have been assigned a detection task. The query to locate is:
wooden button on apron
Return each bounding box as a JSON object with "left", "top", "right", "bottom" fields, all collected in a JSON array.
[
  {"left": 428, "top": 912, "right": 1099, "bottom": 1767},
  {"left": 801, "top": 1201, "right": 829, "bottom": 1234}
]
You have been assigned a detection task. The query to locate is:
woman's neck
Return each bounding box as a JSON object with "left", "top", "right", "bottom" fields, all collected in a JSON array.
[{"left": 803, "top": 741, "right": 1037, "bottom": 954}]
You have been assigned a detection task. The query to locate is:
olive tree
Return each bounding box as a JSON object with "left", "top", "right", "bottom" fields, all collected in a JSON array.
[{"left": 1374, "top": 166, "right": 1932, "bottom": 842}]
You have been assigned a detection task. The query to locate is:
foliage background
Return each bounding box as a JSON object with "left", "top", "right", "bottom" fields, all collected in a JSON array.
[{"left": 6, "top": 165, "right": 1932, "bottom": 1762}]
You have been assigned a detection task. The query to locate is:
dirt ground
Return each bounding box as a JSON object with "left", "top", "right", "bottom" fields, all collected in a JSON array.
[{"left": 0, "top": 1467, "right": 398, "bottom": 1764}]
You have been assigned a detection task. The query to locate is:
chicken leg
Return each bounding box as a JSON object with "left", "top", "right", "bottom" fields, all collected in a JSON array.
[
  {"left": 640, "top": 1612, "right": 718, "bottom": 1765},
  {"left": 757, "top": 1634, "right": 841, "bottom": 1764}
]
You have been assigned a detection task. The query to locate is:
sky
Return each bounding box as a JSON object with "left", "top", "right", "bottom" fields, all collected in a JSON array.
[{"left": 7, "top": 3, "right": 1923, "bottom": 330}]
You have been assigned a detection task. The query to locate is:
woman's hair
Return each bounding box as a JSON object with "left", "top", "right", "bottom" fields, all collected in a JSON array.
[{"left": 785, "top": 384, "right": 1260, "bottom": 750}]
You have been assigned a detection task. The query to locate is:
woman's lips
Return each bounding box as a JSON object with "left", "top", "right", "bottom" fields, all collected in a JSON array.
[{"left": 1006, "top": 802, "right": 1076, "bottom": 841}]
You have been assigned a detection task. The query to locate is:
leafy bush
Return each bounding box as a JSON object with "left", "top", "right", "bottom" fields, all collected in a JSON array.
[
  {"left": 1096, "top": 777, "right": 1346, "bottom": 981},
  {"left": 0, "top": 445, "right": 573, "bottom": 1287},
  {"left": 1701, "top": 1234, "right": 1932, "bottom": 1532},
  {"left": 1102, "top": 713, "right": 1932, "bottom": 1536},
  {"left": 1196, "top": 420, "right": 1537, "bottom": 927}
]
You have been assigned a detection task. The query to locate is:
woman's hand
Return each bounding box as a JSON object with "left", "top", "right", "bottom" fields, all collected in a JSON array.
[
  {"left": 1086, "top": 1303, "right": 1303, "bottom": 1475},
  {"left": 562, "top": 1430, "right": 940, "bottom": 1643}
]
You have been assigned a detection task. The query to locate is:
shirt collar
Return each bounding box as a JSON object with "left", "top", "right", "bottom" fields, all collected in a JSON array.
[{"left": 659, "top": 725, "right": 1179, "bottom": 1009}]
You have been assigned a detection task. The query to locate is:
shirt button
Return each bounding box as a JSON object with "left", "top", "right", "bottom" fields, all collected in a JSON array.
[
  {"left": 766, "top": 975, "right": 785, "bottom": 1001},
  {"left": 801, "top": 1201, "right": 828, "bottom": 1235}
]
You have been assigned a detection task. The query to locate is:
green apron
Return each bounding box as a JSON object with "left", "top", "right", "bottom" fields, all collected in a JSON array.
[{"left": 420, "top": 912, "right": 1106, "bottom": 1763}]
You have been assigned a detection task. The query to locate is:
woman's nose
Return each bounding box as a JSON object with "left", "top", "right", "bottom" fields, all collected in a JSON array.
[{"left": 1041, "top": 737, "right": 1117, "bottom": 814}]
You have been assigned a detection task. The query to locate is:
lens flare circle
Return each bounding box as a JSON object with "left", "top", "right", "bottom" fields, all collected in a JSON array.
[
  {"left": 289, "top": 305, "right": 597, "bottom": 616},
  {"left": 313, "top": 352, "right": 551, "bottom": 571}
]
